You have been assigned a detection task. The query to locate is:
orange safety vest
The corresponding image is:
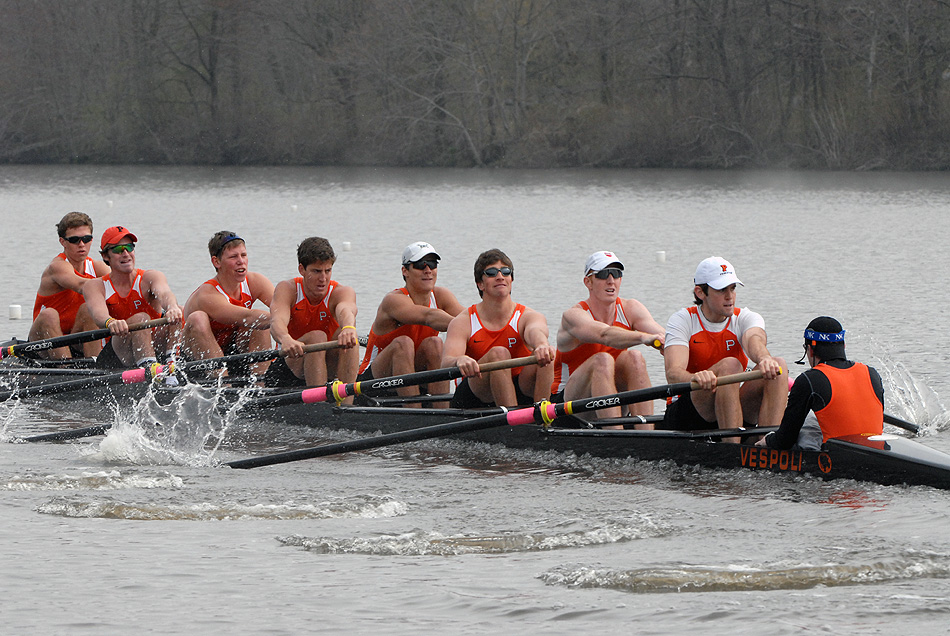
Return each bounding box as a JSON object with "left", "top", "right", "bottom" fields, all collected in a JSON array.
[{"left": 813, "top": 362, "right": 884, "bottom": 442}]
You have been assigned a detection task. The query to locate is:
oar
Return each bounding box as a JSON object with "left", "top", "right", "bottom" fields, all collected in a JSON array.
[
  {"left": 884, "top": 413, "right": 919, "bottom": 435},
  {"left": 227, "top": 369, "right": 764, "bottom": 469},
  {"left": 0, "top": 341, "right": 342, "bottom": 402},
  {"left": 0, "top": 317, "right": 172, "bottom": 359},
  {"left": 21, "top": 424, "right": 112, "bottom": 443},
  {"left": 245, "top": 355, "right": 538, "bottom": 409}
]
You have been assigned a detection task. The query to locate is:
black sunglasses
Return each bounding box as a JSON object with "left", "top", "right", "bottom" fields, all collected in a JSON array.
[
  {"left": 592, "top": 268, "right": 623, "bottom": 280},
  {"left": 64, "top": 235, "right": 94, "bottom": 244},
  {"left": 483, "top": 267, "right": 512, "bottom": 277},
  {"left": 408, "top": 259, "right": 438, "bottom": 270}
]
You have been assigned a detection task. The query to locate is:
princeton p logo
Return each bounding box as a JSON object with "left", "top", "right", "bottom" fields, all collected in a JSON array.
[{"left": 721, "top": 264, "right": 729, "bottom": 273}]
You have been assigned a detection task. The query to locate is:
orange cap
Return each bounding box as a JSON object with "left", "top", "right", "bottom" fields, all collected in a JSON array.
[{"left": 100, "top": 226, "right": 138, "bottom": 250}]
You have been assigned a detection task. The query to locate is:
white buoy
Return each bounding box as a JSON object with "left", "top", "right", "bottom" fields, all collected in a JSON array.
[
  {"left": 656, "top": 250, "right": 666, "bottom": 263},
  {"left": 9, "top": 304, "right": 22, "bottom": 320},
  {"left": 290, "top": 204, "right": 298, "bottom": 212},
  {"left": 107, "top": 200, "right": 113, "bottom": 208},
  {"left": 342, "top": 241, "right": 351, "bottom": 251}
]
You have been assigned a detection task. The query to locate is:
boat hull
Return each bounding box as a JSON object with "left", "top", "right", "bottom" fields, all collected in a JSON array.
[{"left": 252, "top": 402, "right": 950, "bottom": 490}]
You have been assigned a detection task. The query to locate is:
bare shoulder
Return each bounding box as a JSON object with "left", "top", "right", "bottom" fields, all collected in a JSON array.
[{"left": 246, "top": 271, "right": 274, "bottom": 296}]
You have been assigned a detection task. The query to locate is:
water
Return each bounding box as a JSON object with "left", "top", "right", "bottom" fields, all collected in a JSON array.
[{"left": 2, "top": 166, "right": 950, "bottom": 634}]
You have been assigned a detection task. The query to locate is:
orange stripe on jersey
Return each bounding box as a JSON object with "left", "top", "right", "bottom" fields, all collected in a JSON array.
[
  {"left": 466, "top": 303, "right": 532, "bottom": 377},
  {"left": 685, "top": 306, "right": 748, "bottom": 373},
  {"left": 814, "top": 363, "right": 884, "bottom": 442},
  {"left": 358, "top": 288, "right": 439, "bottom": 374},
  {"left": 287, "top": 278, "right": 340, "bottom": 340},
  {"left": 551, "top": 300, "right": 630, "bottom": 395},
  {"left": 32, "top": 254, "right": 97, "bottom": 334}
]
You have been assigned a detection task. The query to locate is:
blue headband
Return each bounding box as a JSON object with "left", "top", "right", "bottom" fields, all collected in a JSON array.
[{"left": 804, "top": 328, "right": 845, "bottom": 343}]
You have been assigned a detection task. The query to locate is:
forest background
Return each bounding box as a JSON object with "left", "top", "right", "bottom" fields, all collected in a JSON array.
[{"left": 2, "top": 0, "right": 950, "bottom": 169}]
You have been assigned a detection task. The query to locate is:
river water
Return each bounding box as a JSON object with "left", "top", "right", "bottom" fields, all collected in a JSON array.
[{"left": 1, "top": 166, "right": 949, "bottom": 635}]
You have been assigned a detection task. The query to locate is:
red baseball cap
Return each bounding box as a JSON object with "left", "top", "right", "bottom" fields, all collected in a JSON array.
[{"left": 100, "top": 226, "right": 138, "bottom": 250}]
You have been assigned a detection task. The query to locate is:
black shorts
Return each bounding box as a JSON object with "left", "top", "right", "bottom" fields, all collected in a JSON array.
[
  {"left": 659, "top": 395, "right": 717, "bottom": 431},
  {"left": 95, "top": 340, "right": 125, "bottom": 370},
  {"left": 451, "top": 377, "right": 533, "bottom": 409},
  {"left": 262, "top": 356, "right": 306, "bottom": 388}
]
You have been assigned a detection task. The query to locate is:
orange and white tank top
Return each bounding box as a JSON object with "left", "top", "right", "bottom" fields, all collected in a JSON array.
[
  {"left": 685, "top": 306, "right": 748, "bottom": 373},
  {"left": 814, "top": 363, "right": 884, "bottom": 442},
  {"left": 286, "top": 278, "right": 340, "bottom": 340},
  {"left": 205, "top": 278, "right": 253, "bottom": 337},
  {"left": 359, "top": 288, "right": 439, "bottom": 374},
  {"left": 466, "top": 303, "right": 532, "bottom": 377},
  {"left": 32, "top": 254, "right": 97, "bottom": 334},
  {"left": 551, "top": 300, "right": 630, "bottom": 395},
  {"left": 103, "top": 270, "right": 161, "bottom": 321}
]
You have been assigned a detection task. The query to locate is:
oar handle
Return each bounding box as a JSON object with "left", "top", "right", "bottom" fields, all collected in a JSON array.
[
  {"left": 2, "top": 316, "right": 173, "bottom": 358},
  {"left": 690, "top": 369, "right": 766, "bottom": 390},
  {"left": 477, "top": 355, "right": 538, "bottom": 373},
  {"left": 277, "top": 341, "right": 345, "bottom": 357}
]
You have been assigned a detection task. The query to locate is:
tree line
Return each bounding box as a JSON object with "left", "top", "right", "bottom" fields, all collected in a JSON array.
[{"left": 2, "top": 0, "right": 950, "bottom": 169}]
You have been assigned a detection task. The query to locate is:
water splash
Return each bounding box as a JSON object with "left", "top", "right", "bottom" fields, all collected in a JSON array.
[
  {"left": 277, "top": 516, "right": 669, "bottom": 555},
  {"left": 83, "top": 381, "right": 254, "bottom": 467},
  {"left": 865, "top": 335, "right": 950, "bottom": 434},
  {"left": 36, "top": 493, "right": 406, "bottom": 521},
  {"left": 538, "top": 556, "right": 950, "bottom": 593}
]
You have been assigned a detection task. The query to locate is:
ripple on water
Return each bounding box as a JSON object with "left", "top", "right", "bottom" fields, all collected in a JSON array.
[
  {"left": 538, "top": 553, "right": 950, "bottom": 594},
  {"left": 34, "top": 493, "right": 407, "bottom": 521},
  {"left": 277, "top": 514, "right": 670, "bottom": 556}
]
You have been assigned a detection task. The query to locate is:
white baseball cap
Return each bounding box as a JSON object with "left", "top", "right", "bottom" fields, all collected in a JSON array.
[
  {"left": 694, "top": 256, "right": 743, "bottom": 290},
  {"left": 584, "top": 250, "right": 624, "bottom": 275},
  {"left": 402, "top": 241, "right": 441, "bottom": 265}
]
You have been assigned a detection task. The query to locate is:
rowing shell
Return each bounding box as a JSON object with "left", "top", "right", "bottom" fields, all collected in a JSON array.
[
  {"left": 6, "top": 357, "right": 949, "bottom": 489},
  {"left": 254, "top": 401, "right": 950, "bottom": 490}
]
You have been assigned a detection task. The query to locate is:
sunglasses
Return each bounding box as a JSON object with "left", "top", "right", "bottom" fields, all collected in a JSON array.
[
  {"left": 64, "top": 235, "right": 94, "bottom": 244},
  {"left": 482, "top": 267, "right": 512, "bottom": 277},
  {"left": 592, "top": 268, "right": 623, "bottom": 280},
  {"left": 106, "top": 243, "right": 135, "bottom": 254},
  {"left": 408, "top": 259, "right": 438, "bottom": 270}
]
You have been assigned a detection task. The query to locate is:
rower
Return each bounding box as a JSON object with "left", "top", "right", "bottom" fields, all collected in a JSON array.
[
  {"left": 28, "top": 212, "right": 111, "bottom": 359},
  {"left": 660, "top": 256, "right": 787, "bottom": 439},
  {"left": 550, "top": 251, "right": 666, "bottom": 428},
  {"left": 82, "top": 226, "right": 183, "bottom": 369},
  {"left": 757, "top": 316, "right": 884, "bottom": 450},
  {"left": 442, "top": 248, "right": 555, "bottom": 408},
  {"left": 356, "top": 241, "right": 464, "bottom": 407},
  {"left": 181, "top": 231, "right": 274, "bottom": 378},
  {"left": 266, "top": 237, "right": 359, "bottom": 395}
]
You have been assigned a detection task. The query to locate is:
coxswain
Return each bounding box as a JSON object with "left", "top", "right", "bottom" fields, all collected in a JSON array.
[
  {"left": 182, "top": 231, "right": 274, "bottom": 377},
  {"left": 29, "top": 212, "right": 110, "bottom": 359},
  {"left": 757, "top": 316, "right": 883, "bottom": 450},
  {"left": 661, "top": 256, "right": 787, "bottom": 439},
  {"left": 356, "top": 241, "right": 464, "bottom": 407},
  {"left": 442, "top": 248, "right": 555, "bottom": 408},
  {"left": 267, "top": 237, "right": 359, "bottom": 395},
  {"left": 551, "top": 251, "right": 666, "bottom": 428},
  {"left": 82, "top": 226, "right": 182, "bottom": 369}
]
